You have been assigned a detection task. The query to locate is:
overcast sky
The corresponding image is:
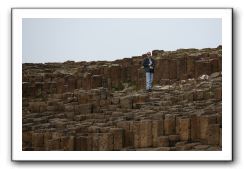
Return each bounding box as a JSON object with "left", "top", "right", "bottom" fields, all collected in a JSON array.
[{"left": 22, "top": 18, "right": 221, "bottom": 63}]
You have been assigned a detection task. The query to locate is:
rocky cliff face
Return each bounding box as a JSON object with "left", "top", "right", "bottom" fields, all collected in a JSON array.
[{"left": 22, "top": 46, "right": 222, "bottom": 151}]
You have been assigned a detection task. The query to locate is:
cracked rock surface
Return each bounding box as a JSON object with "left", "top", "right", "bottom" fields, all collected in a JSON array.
[{"left": 22, "top": 47, "right": 222, "bottom": 151}]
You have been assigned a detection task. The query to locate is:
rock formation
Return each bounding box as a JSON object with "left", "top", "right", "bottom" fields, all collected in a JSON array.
[{"left": 22, "top": 46, "right": 222, "bottom": 151}]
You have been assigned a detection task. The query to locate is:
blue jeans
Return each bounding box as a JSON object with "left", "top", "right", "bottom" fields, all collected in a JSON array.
[{"left": 146, "top": 72, "right": 153, "bottom": 90}]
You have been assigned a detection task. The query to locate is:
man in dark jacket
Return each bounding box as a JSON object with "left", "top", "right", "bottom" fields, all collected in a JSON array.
[{"left": 143, "top": 51, "right": 155, "bottom": 92}]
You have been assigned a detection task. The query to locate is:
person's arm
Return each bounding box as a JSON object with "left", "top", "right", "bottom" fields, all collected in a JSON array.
[{"left": 143, "top": 58, "right": 148, "bottom": 67}]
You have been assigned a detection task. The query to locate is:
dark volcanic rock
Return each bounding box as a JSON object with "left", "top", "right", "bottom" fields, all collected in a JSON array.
[{"left": 22, "top": 47, "right": 222, "bottom": 151}]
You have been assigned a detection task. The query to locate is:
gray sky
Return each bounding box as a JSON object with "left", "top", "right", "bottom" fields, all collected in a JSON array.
[{"left": 22, "top": 18, "right": 221, "bottom": 63}]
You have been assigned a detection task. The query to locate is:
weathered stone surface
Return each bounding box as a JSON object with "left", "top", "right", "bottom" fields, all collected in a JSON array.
[
  {"left": 91, "top": 75, "right": 102, "bottom": 89},
  {"left": 133, "top": 121, "right": 141, "bottom": 148},
  {"left": 158, "top": 136, "right": 169, "bottom": 147},
  {"left": 23, "top": 131, "right": 32, "bottom": 144},
  {"left": 98, "top": 133, "right": 114, "bottom": 151},
  {"left": 110, "top": 128, "right": 124, "bottom": 150},
  {"left": 195, "top": 60, "right": 211, "bottom": 78},
  {"left": 32, "top": 133, "right": 44, "bottom": 147},
  {"left": 74, "top": 103, "right": 92, "bottom": 115},
  {"left": 60, "top": 136, "right": 74, "bottom": 151},
  {"left": 117, "top": 121, "right": 134, "bottom": 148},
  {"left": 164, "top": 114, "right": 176, "bottom": 135},
  {"left": 152, "top": 120, "right": 164, "bottom": 147},
  {"left": 168, "top": 135, "right": 180, "bottom": 146},
  {"left": 179, "top": 118, "right": 191, "bottom": 141},
  {"left": 219, "top": 128, "right": 222, "bottom": 147},
  {"left": 140, "top": 120, "right": 153, "bottom": 148},
  {"left": 22, "top": 47, "right": 222, "bottom": 151},
  {"left": 199, "top": 115, "right": 217, "bottom": 143},
  {"left": 29, "top": 102, "right": 47, "bottom": 113},
  {"left": 46, "top": 138, "right": 61, "bottom": 150},
  {"left": 207, "top": 124, "right": 220, "bottom": 145},
  {"left": 190, "top": 114, "right": 200, "bottom": 142},
  {"left": 120, "top": 96, "right": 133, "bottom": 109},
  {"left": 156, "top": 147, "right": 171, "bottom": 151},
  {"left": 193, "top": 144, "right": 210, "bottom": 151}
]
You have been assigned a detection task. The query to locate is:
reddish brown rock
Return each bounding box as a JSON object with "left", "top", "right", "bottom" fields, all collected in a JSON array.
[
  {"left": 152, "top": 120, "right": 164, "bottom": 147},
  {"left": 98, "top": 133, "right": 114, "bottom": 151},
  {"left": 199, "top": 115, "right": 217, "bottom": 143},
  {"left": 60, "top": 136, "right": 74, "bottom": 151},
  {"left": 117, "top": 121, "right": 134, "bottom": 147},
  {"left": 164, "top": 114, "right": 176, "bottom": 135},
  {"left": 133, "top": 121, "right": 141, "bottom": 148},
  {"left": 110, "top": 128, "right": 125, "bottom": 150},
  {"left": 140, "top": 120, "right": 153, "bottom": 148},
  {"left": 158, "top": 136, "right": 169, "bottom": 147},
  {"left": 179, "top": 118, "right": 191, "bottom": 141},
  {"left": 190, "top": 114, "right": 201, "bottom": 142}
]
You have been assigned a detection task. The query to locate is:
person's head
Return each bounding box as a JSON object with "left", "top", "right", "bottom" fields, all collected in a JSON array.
[{"left": 146, "top": 51, "right": 152, "bottom": 58}]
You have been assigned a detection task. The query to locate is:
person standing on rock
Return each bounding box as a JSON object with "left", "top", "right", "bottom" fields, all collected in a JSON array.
[{"left": 143, "top": 51, "right": 155, "bottom": 92}]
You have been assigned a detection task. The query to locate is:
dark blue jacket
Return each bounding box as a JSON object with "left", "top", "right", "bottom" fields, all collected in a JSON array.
[{"left": 143, "top": 58, "right": 155, "bottom": 73}]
